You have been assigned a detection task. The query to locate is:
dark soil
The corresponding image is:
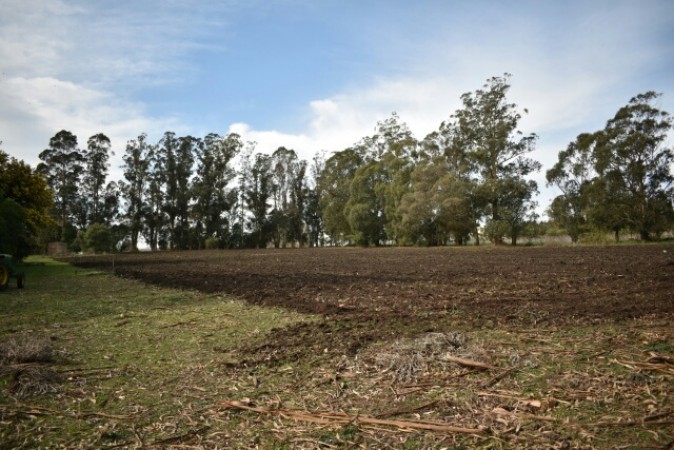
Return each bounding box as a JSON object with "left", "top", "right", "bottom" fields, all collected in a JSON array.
[{"left": 67, "top": 245, "right": 674, "bottom": 365}]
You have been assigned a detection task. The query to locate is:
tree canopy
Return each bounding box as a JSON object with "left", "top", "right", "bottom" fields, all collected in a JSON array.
[{"left": 10, "top": 77, "right": 673, "bottom": 253}]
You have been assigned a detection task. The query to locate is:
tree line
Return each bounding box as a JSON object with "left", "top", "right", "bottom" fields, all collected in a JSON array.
[{"left": 1, "top": 74, "right": 672, "bottom": 255}]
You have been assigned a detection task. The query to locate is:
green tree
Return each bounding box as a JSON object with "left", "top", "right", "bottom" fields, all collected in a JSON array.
[
  {"left": 369, "top": 113, "right": 418, "bottom": 244},
  {"left": 453, "top": 74, "right": 540, "bottom": 244},
  {"left": 304, "top": 153, "right": 325, "bottom": 247},
  {"left": 399, "top": 120, "right": 481, "bottom": 246},
  {"left": 0, "top": 149, "right": 55, "bottom": 252},
  {"left": 317, "top": 148, "right": 364, "bottom": 245},
  {"left": 398, "top": 155, "right": 476, "bottom": 246},
  {"left": 84, "top": 223, "right": 113, "bottom": 253},
  {"left": 120, "top": 134, "right": 153, "bottom": 251},
  {"left": 596, "top": 92, "right": 674, "bottom": 240},
  {"left": 498, "top": 177, "right": 538, "bottom": 245},
  {"left": 192, "top": 133, "right": 241, "bottom": 248},
  {"left": 345, "top": 161, "right": 387, "bottom": 246},
  {"left": 157, "top": 133, "right": 197, "bottom": 249},
  {"left": 268, "top": 147, "right": 308, "bottom": 247},
  {"left": 0, "top": 195, "right": 27, "bottom": 257},
  {"left": 37, "top": 130, "right": 85, "bottom": 242},
  {"left": 546, "top": 132, "right": 598, "bottom": 243},
  {"left": 83, "top": 133, "right": 113, "bottom": 225},
  {"left": 245, "top": 153, "right": 273, "bottom": 248}
]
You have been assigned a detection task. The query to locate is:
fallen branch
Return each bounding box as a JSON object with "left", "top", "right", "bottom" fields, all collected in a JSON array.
[
  {"left": 376, "top": 400, "right": 439, "bottom": 418},
  {"left": 5, "top": 404, "right": 133, "bottom": 420},
  {"left": 444, "top": 354, "right": 494, "bottom": 370},
  {"left": 146, "top": 426, "right": 211, "bottom": 447},
  {"left": 219, "top": 400, "right": 486, "bottom": 434},
  {"left": 483, "top": 365, "right": 519, "bottom": 388}
]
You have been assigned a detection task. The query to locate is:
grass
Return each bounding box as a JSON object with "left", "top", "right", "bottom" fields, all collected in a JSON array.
[
  {"left": 0, "top": 256, "right": 311, "bottom": 448},
  {"left": 1, "top": 256, "right": 673, "bottom": 449}
]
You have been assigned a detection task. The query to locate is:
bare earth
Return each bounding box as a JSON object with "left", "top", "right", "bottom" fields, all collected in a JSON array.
[{"left": 66, "top": 244, "right": 674, "bottom": 448}]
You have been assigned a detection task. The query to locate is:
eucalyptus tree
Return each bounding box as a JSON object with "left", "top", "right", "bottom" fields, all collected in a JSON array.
[
  {"left": 453, "top": 74, "right": 539, "bottom": 244},
  {"left": 173, "top": 136, "right": 198, "bottom": 249},
  {"left": 370, "top": 113, "right": 419, "bottom": 243},
  {"left": 37, "top": 130, "right": 85, "bottom": 242},
  {"left": 317, "top": 148, "right": 364, "bottom": 245},
  {"left": 548, "top": 92, "right": 674, "bottom": 241},
  {"left": 345, "top": 162, "right": 386, "bottom": 246},
  {"left": 156, "top": 132, "right": 197, "bottom": 249},
  {"left": 546, "top": 132, "right": 599, "bottom": 243},
  {"left": 398, "top": 122, "right": 477, "bottom": 246},
  {"left": 596, "top": 92, "right": 674, "bottom": 240},
  {"left": 192, "top": 133, "right": 242, "bottom": 247},
  {"left": 142, "top": 149, "right": 165, "bottom": 251},
  {"left": 304, "top": 152, "right": 325, "bottom": 247},
  {"left": 245, "top": 153, "right": 273, "bottom": 248},
  {"left": 495, "top": 177, "right": 539, "bottom": 245},
  {"left": 83, "top": 133, "right": 113, "bottom": 225},
  {"left": 269, "top": 147, "right": 304, "bottom": 247},
  {"left": 120, "top": 133, "right": 153, "bottom": 251}
]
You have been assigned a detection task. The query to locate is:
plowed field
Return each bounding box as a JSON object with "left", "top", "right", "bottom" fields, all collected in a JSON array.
[
  {"left": 71, "top": 244, "right": 674, "bottom": 323},
  {"left": 60, "top": 245, "right": 674, "bottom": 448}
]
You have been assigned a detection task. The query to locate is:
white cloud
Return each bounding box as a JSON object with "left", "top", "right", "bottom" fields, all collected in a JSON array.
[{"left": 0, "top": 76, "right": 181, "bottom": 181}]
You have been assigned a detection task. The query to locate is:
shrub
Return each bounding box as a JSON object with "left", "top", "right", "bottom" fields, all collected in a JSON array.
[{"left": 84, "top": 223, "right": 113, "bottom": 253}]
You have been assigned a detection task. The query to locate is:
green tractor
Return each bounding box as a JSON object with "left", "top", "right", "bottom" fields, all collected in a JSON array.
[{"left": 0, "top": 254, "right": 25, "bottom": 290}]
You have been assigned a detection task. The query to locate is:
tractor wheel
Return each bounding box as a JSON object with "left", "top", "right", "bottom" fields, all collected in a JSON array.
[{"left": 0, "top": 264, "right": 8, "bottom": 291}]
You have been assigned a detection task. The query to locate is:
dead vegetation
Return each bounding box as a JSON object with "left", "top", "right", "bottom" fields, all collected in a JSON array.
[{"left": 0, "top": 332, "right": 63, "bottom": 398}]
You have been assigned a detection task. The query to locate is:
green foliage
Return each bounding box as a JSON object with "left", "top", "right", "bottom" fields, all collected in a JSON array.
[
  {"left": 547, "top": 92, "right": 674, "bottom": 242},
  {"left": 204, "top": 236, "right": 220, "bottom": 249},
  {"left": 37, "top": 130, "right": 85, "bottom": 242},
  {"left": 83, "top": 133, "right": 113, "bottom": 226},
  {"left": 345, "top": 161, "right": 387, "bottom": 246},
  {"left": 120, "top": 133, "right": 153, "bottom": 251},
  {"left": 0, "top": 150, "right": 56, "bottom": 254},
  {"left": 452, "top": 74, "right": 540, "bottom": 244},
  {"left": 0, "top": 196, "right": 28, "bottom": 257},
  {"left": 317, "top": 148, "right": 363, "bottom": 245},
  {"left": 245, "top": 153, "right": 273, "bottom": 248},
  {"left": 192, "top": 133, "right": 241, "bottom": 248},
  {"left": 84, "top": 223, "right": 113, "bottom": 253}
]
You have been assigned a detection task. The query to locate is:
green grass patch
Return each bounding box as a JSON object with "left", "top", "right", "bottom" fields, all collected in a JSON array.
[{"left": 0, "top": 256, "right": 311, "bottom": 448}]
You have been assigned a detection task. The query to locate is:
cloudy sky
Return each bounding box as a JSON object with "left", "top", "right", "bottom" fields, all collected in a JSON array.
[{"left": 1, "top": 0, "right": 673, "bottom": 213}]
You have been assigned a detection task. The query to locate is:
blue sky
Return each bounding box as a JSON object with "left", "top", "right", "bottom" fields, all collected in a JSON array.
[{"left": 1, "top": 0, "right": 673, "bottom": 213}]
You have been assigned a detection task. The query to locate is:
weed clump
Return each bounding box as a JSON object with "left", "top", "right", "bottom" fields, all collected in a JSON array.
[
  {"left": 371, "top": 332, "right": 482, "bottom": 382},
  {"left": 0, "top": 333, "right": 61, "bottom": 397}
]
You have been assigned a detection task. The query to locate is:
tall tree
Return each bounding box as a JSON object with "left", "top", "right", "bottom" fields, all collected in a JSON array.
[
  {"left": 317, "top": 148, "right": 364, "bottom": 245},
  {"left": 192, "top": 133, "right": 241, "bottom": 248},
  {"left": 268, "top": 147, "right": 308, "bottom": 247},
  {"left": 83, "top": 133, "right": 113, "bottom": 225},
  {"left": 304, "top": 152, "right": 325, "bottom": 247},
  {"left": 37, "top": 130, "right": 85, "bottom": 242},
  {"left": 245, "top": 153, "right": 273, "bottom": 248},
  {"left": 453, "top": 74, "right": 539, "bottom": 244},
  {"left": 345, "top": 161, "right": 387, "bottom": 246},
  {"left": 546, "top": 132, "right": 599, "bottom": 243},
  {"left": 369, "top": 113, "right": 418, "bottom": 244},
  {"left": 596, "top": 91, "right": 674, "bottom": 240},
  {"left": 142, "top": 150, "right": 165, "bottom": 251},
  {"left": 120, "top": 134, "right": 153, "bottom": 251},
  {"left": 0, "top": 149, "right": 55, "bottom": 256},
  {"left": 172, "top": 136, "right": 197, "bottom": 249}
]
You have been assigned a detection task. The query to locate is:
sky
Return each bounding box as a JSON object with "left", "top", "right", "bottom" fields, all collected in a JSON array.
[{"left": 1, "top": 0, "right": 673, "bottom": 215}]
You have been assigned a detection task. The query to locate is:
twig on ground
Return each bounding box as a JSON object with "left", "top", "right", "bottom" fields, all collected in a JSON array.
[{"left": 219, "top": 400, "right": 486, "bottom": 434}]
